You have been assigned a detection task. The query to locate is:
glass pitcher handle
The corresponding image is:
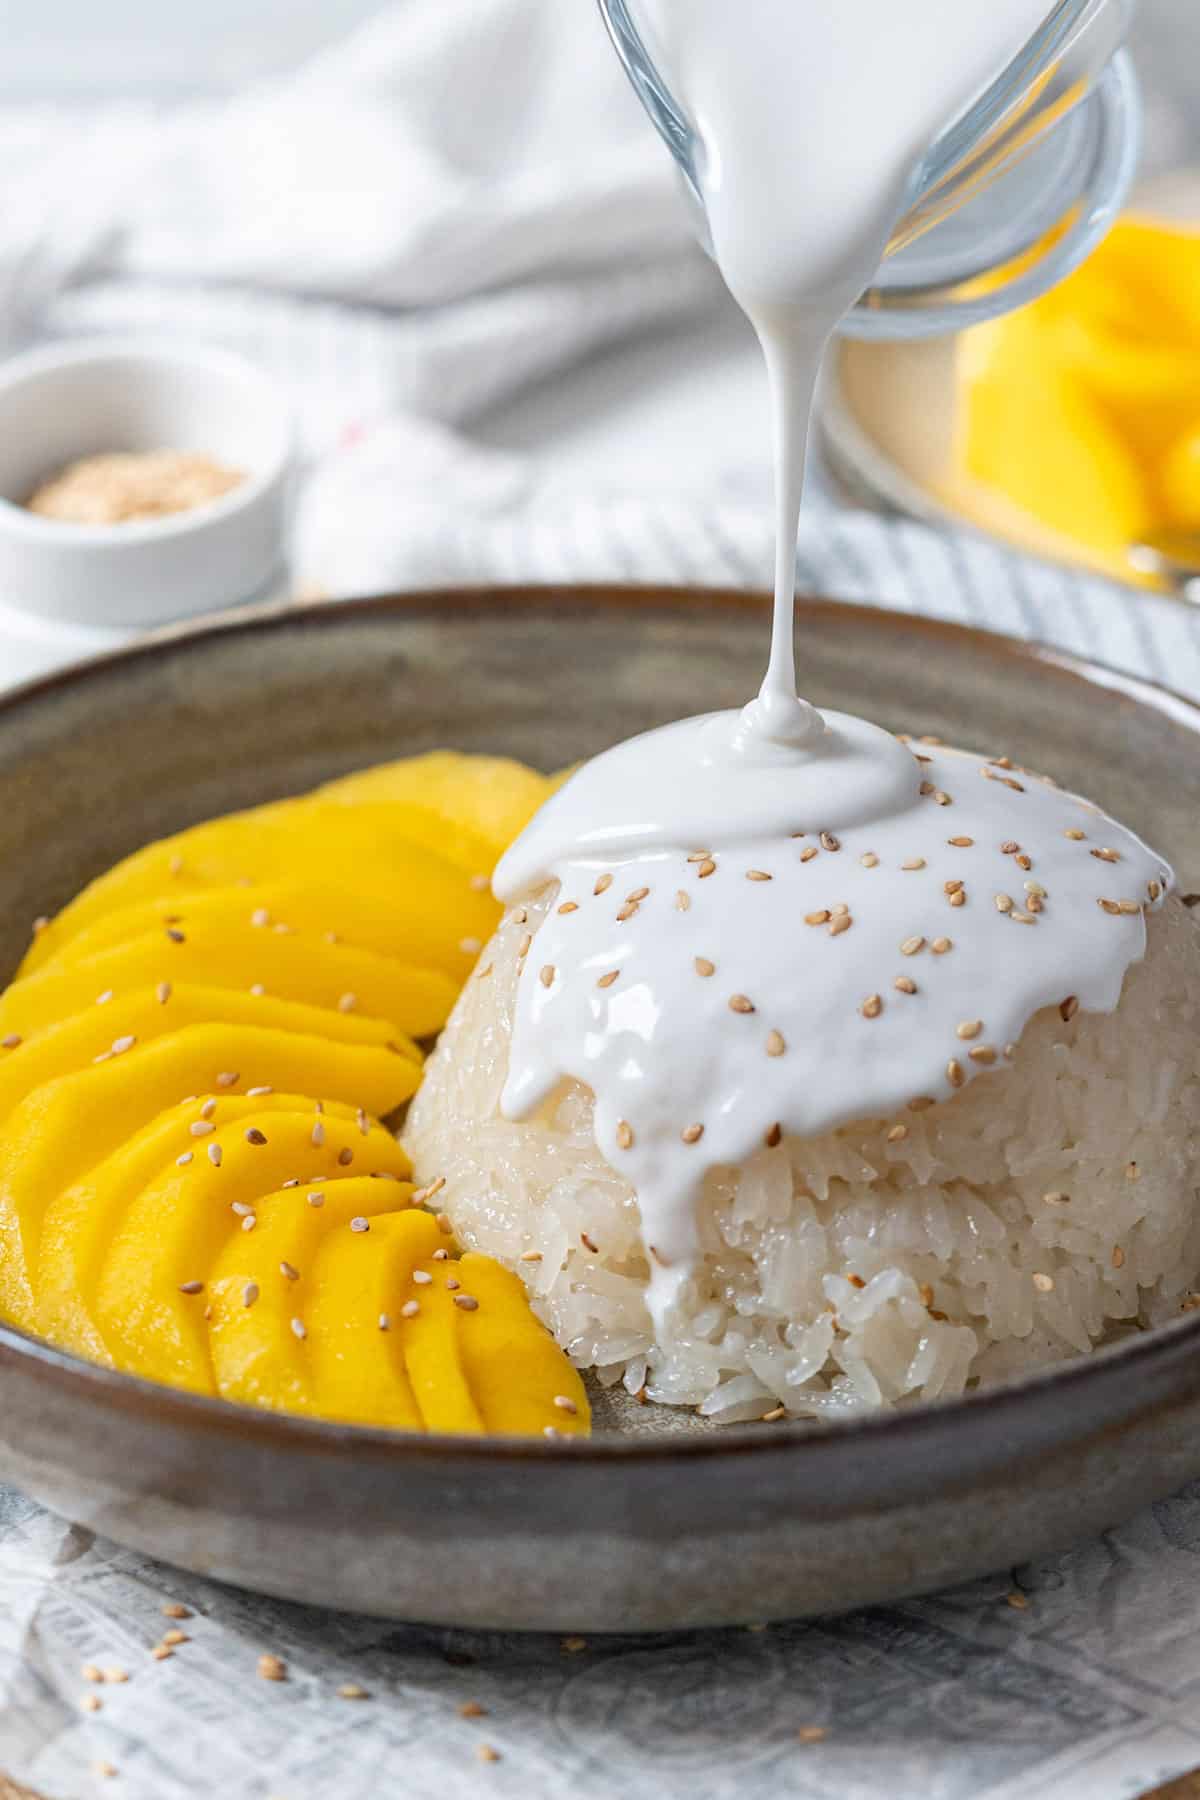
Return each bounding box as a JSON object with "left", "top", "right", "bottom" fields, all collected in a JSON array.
[{"left": 841, "top": 54, "right": 1141, "bottom": 339}]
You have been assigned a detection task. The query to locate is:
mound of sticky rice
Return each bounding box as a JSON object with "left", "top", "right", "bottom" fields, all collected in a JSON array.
[{"left": 407, "top": 894, "right": 1200, "bottom": 1423}]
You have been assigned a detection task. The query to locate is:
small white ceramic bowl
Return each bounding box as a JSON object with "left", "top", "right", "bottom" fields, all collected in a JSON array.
[{"left": 0, "top": 338, "right": 293, "bottom": 629}]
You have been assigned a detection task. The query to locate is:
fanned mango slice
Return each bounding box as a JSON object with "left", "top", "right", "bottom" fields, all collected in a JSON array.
[
  {"left": 6, "top": 923, "right": 443, "bottom": 1044},
  {"left": 208, "top": 1177, "right": 424, "bottom": 1417},
  {"left": 318, "top": 753, "right": 553, "bottom": 864},
  {"left": 95, "top": 1110, "right": 412, "bottom": 1393},
  {"left": 33, "top": 880, "right": 489, "bottom": 987},
  {"left": 455, "top": 1253, "right": 589, "bottom": 1438},
  {"left": 35, "top": 1093, "right": 358, "bottom": 1362},
  {"left": 302, "top": 1208, "right": 444, "bottom": 1427},
  {"left": 399, "top": 1256, "right": 486, "bottom": 1435},
  {"left": 0, "top": 1023, "right": 418, "bottom": 1321},
  {"left": 0, "top": 985, "right": 409, "bottom": 1121},
  {"left": 20, "top": 805, "right": 500, "bottom": 977}
]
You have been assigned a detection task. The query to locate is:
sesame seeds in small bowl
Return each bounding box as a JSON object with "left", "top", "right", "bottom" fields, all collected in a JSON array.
[{"left": 0, "top": 337, "right": 292, "bottom": 630}]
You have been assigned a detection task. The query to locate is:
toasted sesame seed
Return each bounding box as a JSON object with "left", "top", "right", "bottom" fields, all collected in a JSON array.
[
  {"left": 805, "top": 910, "right": 830, "bottom": 926},
  {"left": 1032, "top": 1272, "right": 1054, "bottom": 1293},
  {"left": 625, "top": 886, "right": 650, "bottom": 904},
  {"left": 687, "top": 851, "right": 713, "bottom": 863},
  {"left": 517, "top": 933, "right": 532, "bottom": 959},
  {"left": 580, "top": 1231, "right": 599, "bottom": 1253},
  {"left": 944, "top": 879, "right": 963, "bottom": 895},
  {"left": 680, "top": 1123, "right": 705, "bottom": 1144},
  {"left": 1065, "top": 827, "right": 1086, "bottom": 840},
  {"left": 200, "top": 1097, "right": 217, "bottom": 1120},
  {"left": 860, "top": 852, "right": 879, "bottom": 868},
  {"left": 956, "top": 1020, "right": 982, "bottom": 1040},
  {"left": 538, "top": 964, "right": 556, "bottom": 989},
  {"left": 562, "top": 1635, "right": 589, "bottom": 1652},
  {"left": 0, "top": 1033, "right": 21, "bottom": 1051},
  {"left": 797, "top": 1726, "right": 828, "bottom": 1744},
  {"left": 1043, "top": 1191, "right": 1070, "bottom": 1205},
  {"left": 893, "top": 976, "right": 917, "bottom": 994},
  {"left": 697, "top": 857, "right": 717, "bottom": 879},
  {"left": 819, "top": 832, "right": 840, "bottom": 852},
  {"left": 765, "top": 1122, "right": 783, "bottom": 1148},
  {"left": 454, "top": 1294, "right": 479, "bottom": 1312},
  {"left": 257, "top": 1654, "right": 287, "bottom": 1682},
  {"left": 401, "top": 1300, "right": 420, "bottom": 1318},
  {"left": 949, "top": 889, "right": 966, "bottom": 908},
  {"left": 761, "top": 1406, "right": 786, "bottom": 1423},
  {"left": 250, "top": 907, "right": 270, "bottom": 928},
  {"left": 909, "top": 1095, "right": 935, "bottom": 1113},
  {"left": 103, "top": 1668, "right": 129, "bottom": 1686},
  {"left": 92, "top": 1761, "right": 118, "bottom": 1779},
  {"left": 337, "top": 1682, "right": 370, "bottom": 1700},
  {"left": 1098, "top": 898, "right": 1122, "bottom": 915},
  {"left": 616, "top": 1120, "right": 634, "bottom": 1150},
  {"left": 520, "top": 1249, "right": 543, "bottom": 1263},
  {"left": 176, "top": 1152, "right": 193, "bottom": 1168},
  {"left": 82, "top": 1664, "right": 104, "bottom": 1683},
  {"left": 829, "top": 913, "right": 852, "bottom": 936},
  {"left": 920, "top": 781, "right": 935, "bottom": 796},
  {"left": 694, "top": 957, "right": 716, "bottom": 977},
  {"left": 596, "top": 969, "right": 620, "bottom": 989},
  {"left": 307, "top": 1190, "right": 324, "bottom": 1209},
  {"left": 593, "top": 873, "right": 614, "bottom": 896},
  {"left": 412, "top": 1268, "right": 433, "bottom": 1286},
  {"left": 244, "top": 1127, "right": 268, "bottom": 1146},
  {"left": 241, "top": 1214, "right": 257, "bottom": 1231},
  {"left": 413, "top": 1176, "right": 446, "bottom": 1205},
  {"left": 1007, "top": 1591, "right": 1029, "bottom": 1610},
  {"left": 1112, "top": 1246, "right": 1126, "bottom": 1269},
  {"left": 249, "top": 982, "right": 266, "bottom": 996},
  {"left": 477, "top": 1745, "right": 501, "bottom": 1764},
  {"left": 110, "top": 1034, "right": 136, "bottom": 1055},
  {"left": 675, "top": 890, "right": 691, "bottom": 912},
  {"left": 766, "top": 1029, "right": 786, "bottom": 1057},
  {"left": 746, "top": 869, "right": 772, "bottom": 882},
  {"left": 887, "top": 1124, "right": 909, "bottom": 1142},
  {"left": 165, "top": 926, "right": 186, "bottom": 943},
  {"left": 290, "top": 1318, "right": 306, "bottom": 1341},
  {"left": 207, "top": 1142, "right": 223, "bottom": 1168},
  {"left": 946, "top": 1059, "right": 965, "bottom": 1089},
  {"left": 556, "top": 901, "right": 579, "bottom": 917},
  {"left": 459, "top": 1700, "right": 488, "bottom": 1718},
  {"left": 899, "top": 856, "right": 926, "bottom": 871},
  {"left": 311, "top": 1120, "right": 326, "bottom": 1147},
  {"left": 615, "top": 904, "right": 639, "bottom": 922},
  {"left": 994, "top": 893, "right": 1014, "bottom": 913},
  {"left": 900, "top": 935, "right": 925, "bottom": 957},
  {"left": 948, "top": 836, "right": 974, "bottom": 848},
  {"left": 178, "top": 1280, "right": 203, "bottom": 1295},
  {"left": 931, "top": 937, "right": 952, "bottom": 954},
  {"left": 729, "top": 994, "right": 755, "bottom": 1014},
  {"left": 968, "top": 1046, "right": 997, "bottom": 1064},
  {"left": 161, "top": 1603, "right": 191, "bottom": 1621},
  {"left": 1091, "top": 847, "right": 1121, "bottom": 864},
  {"left": 81, "top": 1693, "right": 102, "bottom": 1712},
  {"left": 861, "top": 994, "right": 883, "bottom": 1019},
  {"left": 799, "top": 845, "right": 818, "bottom": 862},
  {"left": 1001, "top": 840, "right": 1020, "bottom": 855},
  {"left": 553, "top": 1395, "right": 578, "bottom": 1415}
]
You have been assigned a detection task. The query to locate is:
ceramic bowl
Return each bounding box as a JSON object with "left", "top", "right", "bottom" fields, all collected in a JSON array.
[
  {"left": 0, "top": 338, "right": 292, "bottom": 629},
  {"left": 0, "top": 585, "right": 1197, "bottom": 1633}
]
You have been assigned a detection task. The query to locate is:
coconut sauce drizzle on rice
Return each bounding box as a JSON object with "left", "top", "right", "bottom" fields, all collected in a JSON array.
[{"left": 493, "top": 718, "right": 1173, "bottom": 1329}]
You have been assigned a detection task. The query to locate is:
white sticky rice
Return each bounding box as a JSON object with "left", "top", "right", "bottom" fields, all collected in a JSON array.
[{"left": 406, "top": 897, "right": 1200, "bottom": 1423}]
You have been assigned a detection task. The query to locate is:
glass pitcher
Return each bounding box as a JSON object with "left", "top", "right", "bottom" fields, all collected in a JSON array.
[{"left": 597, "top": 0, "right": 1140, "bottom": 338}]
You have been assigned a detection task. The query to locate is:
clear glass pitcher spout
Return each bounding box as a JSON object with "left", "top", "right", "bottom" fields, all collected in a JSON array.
[{"left": 598, "top": 0, "right": 1141, "bottom": 337}]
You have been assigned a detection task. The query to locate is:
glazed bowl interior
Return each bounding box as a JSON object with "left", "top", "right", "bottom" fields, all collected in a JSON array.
[{"left": 2, "top": 585, "right": 1199, "bottom": 1628}]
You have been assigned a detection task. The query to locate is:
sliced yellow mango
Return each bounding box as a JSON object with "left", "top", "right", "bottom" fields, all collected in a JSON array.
[
  {"left": 0, "top": 1023, "right": 418, "bottom": 1321},
  {"left": 35, "top": 1092, "right": 357, "bottom": 1363},
  {"left": 6, "top": 924, "right": 442, "bottom": 1045},
  {"left": 455, "top": 1253, "right": 590, "bottom": 1438},
  {"left": 399, "top": 1256, "right": 486, "bottom": 1435},
  {"left": 95, "top": 1110, "right": 412, "bottom": 1393},
  {"left": 301, "top": 1208, "right": 444, "bottom": 1427},
  {"left": 21, "top": 805, "right": 498, "bottom": 977},
  {"left": 207, "top": 1178, "right": 424, "bottom": 1417},
  {"left": 0, "top": 985, "right": 409, "bottom": 1121},
  {"left": 318, "top": 752, "right": 552, "bottom": 863},
  {"left": 33, "top": 880, "right": 488, "bottom": 987}
]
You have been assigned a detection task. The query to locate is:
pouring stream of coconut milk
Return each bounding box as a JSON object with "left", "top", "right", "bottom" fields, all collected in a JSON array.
[{"left": 491, "top": 1, "right": 1172, "bottom": 1322}]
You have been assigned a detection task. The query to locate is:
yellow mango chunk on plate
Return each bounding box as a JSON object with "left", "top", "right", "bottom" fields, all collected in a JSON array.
[
  {"left": 318, "top": 752, "right": 553, "bottom": 864},
  {"left": 0, "top": 1023, "right": 418, "bottom": 1321},
  {"left": 21, "top": 804, "right": 500, "bottom": 977},
  {"left": 399, "top": 1258, "right": 486, "bottom": 1435},
  {"left": 207, "top": 1177, "right": 423, "bottom": 1417},
  {"left": 7, "top": 922, "right": 445, "bottom": 1045},
  {"left": 33, "top": 879, "right": 488, "bottom": 988},
  {"left": 35, "top": 1092, "right": 358, "bottom": 1364},
  {"left": 455, "top": 1253, "right": 590, "bottom": 1438},
  {"left": 301, "top": 1208, "right": 445, "bottom": 1427},
  {"left": 0, "top": 984, "right": 411, "bottom": 1121},
  {"left": 94, "top": 1109, "right": 412, "bottom": 1393}
]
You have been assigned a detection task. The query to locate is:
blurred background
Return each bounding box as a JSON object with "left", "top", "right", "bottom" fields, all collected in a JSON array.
[{"left": 0, "top": 0, "right": 1196, "bottom": 682}]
